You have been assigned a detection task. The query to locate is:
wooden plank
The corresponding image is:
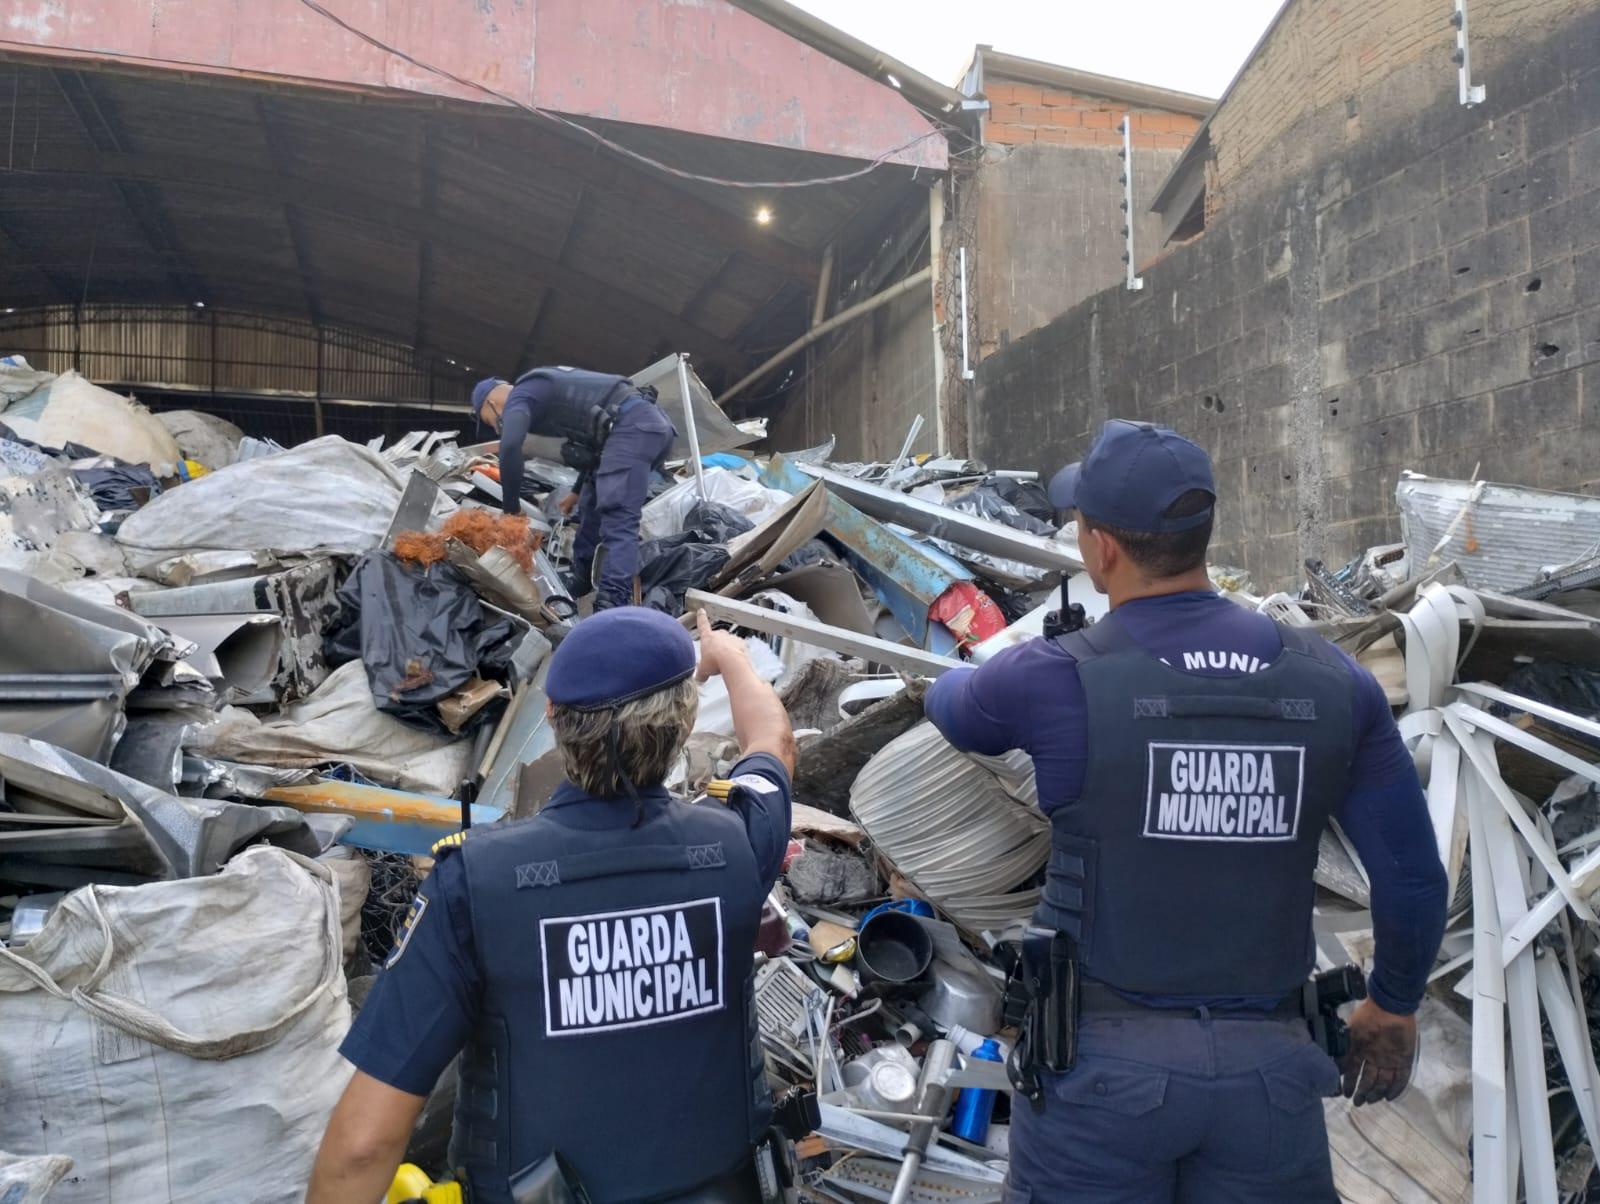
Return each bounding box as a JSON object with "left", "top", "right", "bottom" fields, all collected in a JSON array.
[{"left": 687, "top": 589, "right": 963, "bottom": 678}]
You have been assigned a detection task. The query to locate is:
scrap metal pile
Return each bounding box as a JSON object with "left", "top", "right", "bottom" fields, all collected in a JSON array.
[{"left": 7, "top": 342, "right": 1600, "bottom": 1202}]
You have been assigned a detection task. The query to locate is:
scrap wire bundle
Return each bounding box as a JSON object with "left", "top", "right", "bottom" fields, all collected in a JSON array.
[
  {"left": 394, "top": 509, "right": 540, "bottom": 573},
  {"left": 359, "top": 850, "right": 426, "bottom": 967}
]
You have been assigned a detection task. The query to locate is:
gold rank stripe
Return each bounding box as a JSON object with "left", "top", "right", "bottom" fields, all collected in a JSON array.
[
  {"left": 430, "top": 830, "right": 468, "bottom": 857},
  {"left": 704, "top": 779, "right": 735, "bottom": 801}
]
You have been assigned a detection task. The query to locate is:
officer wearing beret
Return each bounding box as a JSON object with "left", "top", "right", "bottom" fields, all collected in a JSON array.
[
  {"left": 473, "top": 367, "right": 677, "bottom": 609},
  {"left": 308, "top": 607, "right": 797, "bottom": 1204},
  {"left": 925, "top": 421, "right": 1448, "bottom": 1202}
]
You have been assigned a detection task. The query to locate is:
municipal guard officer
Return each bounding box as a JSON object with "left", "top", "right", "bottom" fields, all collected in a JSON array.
[
  {"left": 307, "top": 607, "right": 797, "bottom": 1204},
  {"left": 474, "top": 367, "right": 677, "bottom": 610},
  {"left": 925, "top": 420, "right": 1448, "bottom": 1202}
]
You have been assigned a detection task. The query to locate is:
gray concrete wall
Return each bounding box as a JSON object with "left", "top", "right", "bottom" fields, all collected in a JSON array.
[
  {"left": 971, "top": 2, "right": 1600, "bottom": 589},
  {"left": 974, "top": 144, "right": 1184, "bottom": 357},
  {"left": 767, "top": 283, "right": 937, "bottom": 462}
]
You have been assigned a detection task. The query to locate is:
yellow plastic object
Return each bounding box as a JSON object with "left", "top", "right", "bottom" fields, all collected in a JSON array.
[
  {"left": 386, "top": 1163, "right": 464, "bottom": 1204},
  {"left": 182, "top": 458, "right": 210, "bottom": 479}
]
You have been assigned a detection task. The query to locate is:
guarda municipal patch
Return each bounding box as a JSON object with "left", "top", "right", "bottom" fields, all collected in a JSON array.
[
  {"left": 1144, "top": 742, "right": 1305, "bottom": 842},
  {"left": 540, "top": 898, "right": 725, "bottom": 1037}
]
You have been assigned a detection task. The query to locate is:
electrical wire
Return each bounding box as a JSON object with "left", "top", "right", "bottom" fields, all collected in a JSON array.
[{"left": 295, "top": 0, "right": 944, "bottom": 191}]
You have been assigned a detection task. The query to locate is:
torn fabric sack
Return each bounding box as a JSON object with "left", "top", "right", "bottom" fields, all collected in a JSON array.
[
  {"left": 188, "top": 660, "right": 473, "bottom": 797},
  {"left": 116, "top": 435, "right": 455, "bottom": 566},
  {"left": 0, "top": 847, "right": 353, "bottom": 1204}
]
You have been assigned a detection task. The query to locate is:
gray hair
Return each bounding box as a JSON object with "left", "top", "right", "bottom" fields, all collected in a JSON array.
[{"left": 549, "top": 678, "right": 699, "bottom": 797}]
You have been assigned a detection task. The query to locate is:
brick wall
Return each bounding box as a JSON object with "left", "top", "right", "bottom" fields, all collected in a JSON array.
[
  {"left": 984, "top": 81, "right": 1201, "bottom": 150},
  {"left": 970, "top": 0, "right": 1600, "bottom": 589}
]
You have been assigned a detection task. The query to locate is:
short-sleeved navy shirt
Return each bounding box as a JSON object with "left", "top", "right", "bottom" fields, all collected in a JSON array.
[
  {"left": 340, "top": 752, "right": 793, "bottom": 1094},
  {"left": 924, "top": 590, "right": 1447, "bottom": 1014}
]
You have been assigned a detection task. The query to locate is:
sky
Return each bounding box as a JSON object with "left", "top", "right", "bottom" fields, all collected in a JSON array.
[{"left": 788, "top": 0, "right": 1286, "bottom": 101}]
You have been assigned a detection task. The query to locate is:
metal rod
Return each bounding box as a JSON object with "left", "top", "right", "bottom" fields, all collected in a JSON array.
[
  {"left": 719, "top": 266, "right": 933, "bottom": 404},
  {"left": 1120, "top": 116, "right": 1144, "bottom": 291},
  {"left": 675, "top": 352, "right": 708, "bottom": 502},
  {"left": 958, "top": 246, "right": 974, "bottom": 381},
  {"left": 812, "top": 244, "right": 834, "bottom": 328},
  {"left": 884, "top": 414, "right": 924, "bottom": 482},
  {"left": 1453, "top": 0, "right": 1486, "bottom": 106}
]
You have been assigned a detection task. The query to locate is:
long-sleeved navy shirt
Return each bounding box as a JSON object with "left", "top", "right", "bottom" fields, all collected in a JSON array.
[
  {"left": 925, "top": 590, "right": 1448, "bottom": 1015},
  {"left": 492, "top": 376, "right": 551, "bottom": 516}
]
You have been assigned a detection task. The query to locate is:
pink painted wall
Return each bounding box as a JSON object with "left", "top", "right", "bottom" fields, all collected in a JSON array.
[{"left": 1, "top": 0, "right": 945, "bottom": 168}]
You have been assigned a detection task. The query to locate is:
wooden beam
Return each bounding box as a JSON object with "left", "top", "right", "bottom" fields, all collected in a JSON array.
[
  {"left": 255, "top": 97, "right": 323, "bottom": 328},
  {"left": 516, "top": 184, "right": 591, "bottom": 370},
  {"left": 20, "top": 147, "right": 743, "bottom": 364},
  {"left": 687, "top": 589, "right": 963, "bottom": 678},
  {"left": 52, "top": 70, "right": 206, "bottom": 303},
  {"left": 513, "top": 124, "right": 819, "bottom": 285},
  {"left": 414, "top": 118, "right": 435, "bottom": 358},
  {"left": 679, "top": 251, "right": 738, "bottom": 329}
]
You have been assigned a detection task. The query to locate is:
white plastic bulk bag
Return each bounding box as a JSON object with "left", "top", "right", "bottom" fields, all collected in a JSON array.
[{"left": 0, "top": 846, "right": 354, "bottom": 1203}]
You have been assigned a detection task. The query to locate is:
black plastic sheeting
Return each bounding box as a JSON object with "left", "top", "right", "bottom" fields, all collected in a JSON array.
[
  {"left": 982, "top": 475, "right": 1056, "bottom": 525},
  {"left": 686, "top": 500, "right": 754, "bottom": 543},
  {"left": 948, "top": 483, "right": 1057, "bottom": 537},
  {"left": 639, "top": 535, "right": 730, "bottom": 614},
  {"left": 72, "top": 463, "right": 163, "bottom": 512},
  {"left": 1494, "top": 661, "right": 1600, "bottom": 754},
  {"left": 325, "top": 552, "right": 520, "bottom": 735}
]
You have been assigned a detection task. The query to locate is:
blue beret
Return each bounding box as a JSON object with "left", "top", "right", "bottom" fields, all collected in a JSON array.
[
  {"left": 546, "top": 607, "right": 696, "bottom": 710},
  {"left": 471, "top": 377, "right": 507, "bottom": 415}
]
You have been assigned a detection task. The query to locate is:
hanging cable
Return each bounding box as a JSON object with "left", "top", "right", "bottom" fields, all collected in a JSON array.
[{"left": 295, "top": 0, "right": 943, "bottom": 190}]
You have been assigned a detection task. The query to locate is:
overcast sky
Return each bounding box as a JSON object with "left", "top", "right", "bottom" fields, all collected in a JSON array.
[{"left": 789, "top": 0, "right": 1285, "bottom": 100}]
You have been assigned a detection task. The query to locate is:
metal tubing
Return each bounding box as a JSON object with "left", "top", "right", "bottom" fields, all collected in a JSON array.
[
  {"left": 958, "top": 246, "right": 974, "bottom": 381},
  {"left": 888, "top": 1038, "right": 958, "bottom": 1204},
  {"left": 1120, "top": 116, "right": 1144, "bottom": 291},
  {"left": 675, "top": 353, "right": 708, "bottom": 501},
  {"left": 720, "top": 267, "right": 933, "bottom": 404}
]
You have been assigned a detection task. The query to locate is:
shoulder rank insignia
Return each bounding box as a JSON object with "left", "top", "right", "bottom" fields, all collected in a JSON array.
[
  {"left": 430, "top": 829, "right": 468, "bottom": 858},
  {"left": 703, "top": 779, "right": 736, "bottom": 803}
]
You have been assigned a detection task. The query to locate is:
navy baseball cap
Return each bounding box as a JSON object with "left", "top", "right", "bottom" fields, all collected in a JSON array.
[
  {"left": 471, "top": 377, "right": 507, "bottom": 416},
  {"left": 1047, "top": 420, "right": 1216, "bottom": 533},
  {"left": 546, "top": 607, "right": 696, "bottom": 711}
]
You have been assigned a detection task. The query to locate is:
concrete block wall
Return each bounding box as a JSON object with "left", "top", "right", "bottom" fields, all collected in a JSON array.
[{"left": 970, "top": 1, "right": 1600, "bottom": 589}]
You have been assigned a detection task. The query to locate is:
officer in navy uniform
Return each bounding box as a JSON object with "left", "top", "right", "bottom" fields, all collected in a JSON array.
[
  {"left": 925, "top": 420, "right": 1449, "bottom": 1202},
  {"left": 473, "top": 368, "right": 678, "bottom": 610},
  {"left": 307, "top": 606, "right": 797, "bottom": 1204}
]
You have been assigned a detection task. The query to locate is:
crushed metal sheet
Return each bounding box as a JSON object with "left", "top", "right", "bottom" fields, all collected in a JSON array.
[{"left": 1397, "top": 473, "right": 1600, "bottom": 593}]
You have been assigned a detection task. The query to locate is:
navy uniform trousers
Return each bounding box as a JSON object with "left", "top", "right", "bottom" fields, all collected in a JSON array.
[
  {"left": 1005, "top": 1011, "right": 1341, "bottom": 1203},
  {"left": 570, "top": 401, "right": 676, "bottom": 610}
]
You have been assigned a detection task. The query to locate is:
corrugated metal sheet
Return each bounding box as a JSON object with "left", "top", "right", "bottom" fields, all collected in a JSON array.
[{"left": 0, "top": 305, "right": 461, "bottom": 405}]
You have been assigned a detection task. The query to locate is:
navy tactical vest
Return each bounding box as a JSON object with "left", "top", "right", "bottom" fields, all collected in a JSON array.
[
  {"left": 514, "top": 367, "right": 638, "bottom": 446},
  {"left": 1036, "top": 611, "right": 1355, "bottom": 998},
  {"left": 447, "top": 788, "right": 770, "bottom": 1203}
]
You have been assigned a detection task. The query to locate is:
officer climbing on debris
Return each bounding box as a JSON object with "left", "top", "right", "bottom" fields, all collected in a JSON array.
[
  {"left": 925, "top": 420, "right": 1449, "bottom": 1203},
  {"left": 473, "top": 367, "right": 677, "bottom": 610},
  {"left": 306, "top": 606, "right": 797, "bottom": 1204}
]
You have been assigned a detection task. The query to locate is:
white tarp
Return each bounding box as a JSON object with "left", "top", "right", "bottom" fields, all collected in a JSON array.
[
  {"left": 188, "top": 660, "right": 473, "bottom": 796},
  {"left": 0, "top": 355, "right": 56, "bottom": 411},
  {"left": 0, "top": 847, "right": 351, "bottom": 1204},
  {"left": 34, "top": 373, "right": 181, "bottom": 476},
  {"left": 117, "top": 435, "right": 454, "bottom": 566},
  {"left": 0, "top": 1151, "right": 73, "bottom": 1204},
  {"left": 156, "top": 410, "right": 243, "bottom": 470},
  {"left": 641, "top": 467, "right": 790, "bottom": 540}
]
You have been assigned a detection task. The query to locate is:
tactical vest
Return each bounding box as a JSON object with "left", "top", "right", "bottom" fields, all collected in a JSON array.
[
  {"left": 447, "top": 788, "right": 770, "bottom": 1203},
  {"left": 1036, "top": 612, "right": 1355, "bottom": 998},
  {"left": 513, "top": 367, "right": 638, "bottom": 446}
]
